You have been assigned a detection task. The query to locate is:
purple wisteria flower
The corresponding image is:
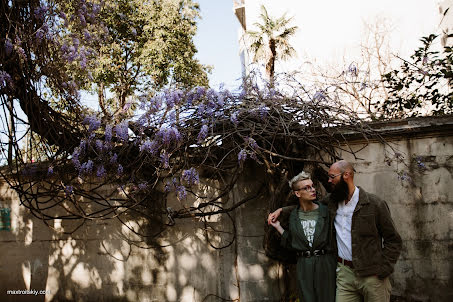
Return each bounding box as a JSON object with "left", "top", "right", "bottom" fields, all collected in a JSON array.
[
  {"left": 95, "top": 139, "right": 103, "bottom": 153},
  {"left": 36, "top": 29, "right": 46, "bottom": 42},
  {"left": 194, "top": 86, "right": 206, "bottom": 100},
  {"left": 138, "top": 182, "right": 148, "bottom": 190},
  {"left": 117, "top": 164, "right": 123, "bottom": 175},
  {"left": 34, "top": 5, "right": 48, "bottom": 20},
  {"left": 78, "top": 13, "right": 87, "bottom": 27},
  {"left": 65, "top": 185, "right": 73, "bottom": 195},
  {"left": 137, "top": 115, "right": 148, "bottom": 128},
  {"left": 148, "top": 95, "right": 162, "bottom": 113},
  {"left": 267, "top": 88, "right": 277, "bottom": 98},
  {"left": 0, "top": 71, "right": 13, "bottom": 89},
  {"left": 348, "top": 64, "right": 358, "bottom": 77},
  {"left": 197, "top": 103, "right": 206, "bottom": 115},
  {"left": 160, "top": 151, "right": 170, "bottom": 168},
  {"left": 79, "top": 139, "right": 87, "bottom": 153},
  {"left": 115, "top": 120, "right": 129, "bottom": 142},
  {"left": 182, "top": 168, "right": 199, "bottom": 186},
  {"left": 176, "top": 185, "right": 187, "bottom": 200},
  {"left": 109, "top": 153, "right": 118, "bottom": 164},
  {"left": 164, "top": 177, "right": 179, "bottom": 193},
  {"left": 238, "top": 149, "right": 247, "bottom": 163},
  {"left": 246, "top": 137, "right": 258, "bottom": 150},
  {"left": 73, "top": 37, "right": 80, "bottom": 48},
  {"left": 313, "top": 90, "right": 326, "bottom": 102},
  {"left": 72, "top": 148, "right": 81, "bottom": 170},
  {"left": 359, "top": 82, "right": 368, "bottom": 91},
  {"left": 140, "top": 139, "right": 159, "bottom": 154},
  {"left": 80, "top": 160, "right": 94, "bottom": 175},
  {"left": 217, "top": 94, "right": 225, "bottom": 107},
  {"left": 83, "top": 115, "right": 101, "bottom": 132},
  {"left": 168, "top": 111, "right": 176, "bottom": 123},
  {"left": 197, "top": 125, "right": 208, "bottom": 143},
  {"left": 83, "top": 29, "right": 91, "bottom": 41},
  {"left": 397, "top": 172, "right": 412, "bottom": 182},
  {"left": 164, "top": 181, "right": 172, "bottom": 193},
  {"left": 165, "top": 89, "right": 184, "bottom": 108},
  {"left": 66, "top": 46, "right": 77, "bottom": 62},
  {"left": 206, "top": 100, "right": 217, "bottom": 117},
  {"left": 5, "top": 38, "right": 13, "bottom": 56},
  {"left": 123, "top": 102, "right": 132, "bottom": 111},
  {"left": 105, "top": 125, "right": 113, "bottom": 142},
  {"left": 80, "top": 55, "right": 87, "bottom": 69},
  {"left": 96, "top": 165, "right": 106, "bottom": 178},
  {"left": 156, "top": 127, "right": 182, "bottom": 146},
  {"left": 415, "top": 156, "right": 426, "bottom": 169}
]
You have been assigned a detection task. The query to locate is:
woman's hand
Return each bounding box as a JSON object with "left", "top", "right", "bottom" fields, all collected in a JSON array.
[
  {"left": 269, "top": 219, "right": 284, "bottom": 235},
  {"left": 267, "top": 208, "right": 283, "bottom": 225}
]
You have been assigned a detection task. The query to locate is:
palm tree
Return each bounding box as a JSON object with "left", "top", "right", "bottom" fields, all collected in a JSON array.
[{"left": 247, "top": 5, "right": 298, "bottom": 86}]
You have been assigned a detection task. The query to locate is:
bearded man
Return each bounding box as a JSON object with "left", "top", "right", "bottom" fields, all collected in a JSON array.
[{"left": 268, "top": 160, "right": 402, "bottom": 302}]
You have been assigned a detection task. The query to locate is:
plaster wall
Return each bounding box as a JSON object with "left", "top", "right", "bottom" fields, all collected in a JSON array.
[{"left": 334, "top": 134, "right": 453, "bottom": 302}]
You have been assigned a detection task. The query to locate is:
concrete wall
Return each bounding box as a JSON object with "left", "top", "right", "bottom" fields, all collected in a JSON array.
[
  {"left": 335, "top": 133, "right": 453, "bottom": 302},
  {"left": 0, "top": 117, "right": 452, "bottom": 301}
]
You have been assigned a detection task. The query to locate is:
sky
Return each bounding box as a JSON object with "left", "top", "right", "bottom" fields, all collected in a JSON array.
[
  {"left": 193, "top": 0, "right": 444, "bottom": 88},
  {"left": 193, "top": 1, "right": 243, "bottom": 90}
]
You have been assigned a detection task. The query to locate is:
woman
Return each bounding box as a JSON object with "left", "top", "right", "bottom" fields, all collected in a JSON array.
[{"left": 269, "top": 171, "right": 336, "bottom": 302}]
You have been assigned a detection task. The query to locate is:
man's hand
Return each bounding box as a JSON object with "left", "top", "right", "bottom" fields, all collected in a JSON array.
[{"left": 267, "top": 208, "right": 283, "bottom": 225}]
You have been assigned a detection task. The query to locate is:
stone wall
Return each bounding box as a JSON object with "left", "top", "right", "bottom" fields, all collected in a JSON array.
[{"left": 0, "top": 116, "right": 452, "bottom": 302}]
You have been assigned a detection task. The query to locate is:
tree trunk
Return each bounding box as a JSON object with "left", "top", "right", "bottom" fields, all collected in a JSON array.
[
  {"left": 7, "top": 96, "right": 14, "bottom": 166},
  {"left": 267, "top": 39, "right": 277, "bottom": 87}
]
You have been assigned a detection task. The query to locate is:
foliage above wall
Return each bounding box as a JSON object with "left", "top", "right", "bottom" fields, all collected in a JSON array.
[{"left": 380, "top": 34, "right": 453, "bottom": 118}]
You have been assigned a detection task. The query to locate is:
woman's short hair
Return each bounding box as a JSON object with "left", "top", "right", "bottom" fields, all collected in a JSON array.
[{"left": 288, "top": 171, "right": 311, "bottom": 190}]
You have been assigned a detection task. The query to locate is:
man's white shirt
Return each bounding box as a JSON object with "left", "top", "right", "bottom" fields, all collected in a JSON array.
[{"left": 334, "top": 186, "right": 359, "bottom": 261}]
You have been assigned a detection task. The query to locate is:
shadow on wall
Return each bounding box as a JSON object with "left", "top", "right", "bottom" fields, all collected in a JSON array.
[
  {"left": 0, "top": 179, "right": 242, "bottom": 302},
  {"left": 0, "top": 184, "right": 168, "bottom": 302}
]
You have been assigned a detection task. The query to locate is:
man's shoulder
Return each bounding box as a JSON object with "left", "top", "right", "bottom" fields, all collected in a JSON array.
[
  {"left": 358, "top": 187, "right": 388, "bottom": 207},
  {"left": 318, "top": 195, "right": 331, "bottom": 205}
]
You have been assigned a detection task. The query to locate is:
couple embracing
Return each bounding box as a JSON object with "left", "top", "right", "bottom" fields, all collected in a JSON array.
[{"left": 268, "top": 160, "right": 402, "bottom": 302}]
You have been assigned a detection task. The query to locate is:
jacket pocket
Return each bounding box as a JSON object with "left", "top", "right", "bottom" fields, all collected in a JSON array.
[{"left": 356, "top": 214, "right": 377, "bottom": 236}]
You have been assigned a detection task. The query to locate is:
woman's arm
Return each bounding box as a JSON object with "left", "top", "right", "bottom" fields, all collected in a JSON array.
[
  {"left": 267, "top": 205, "right": 297, "bottom": 225},
  {"left": 269, "top": 220, "right": 285, "bottom": 235}
]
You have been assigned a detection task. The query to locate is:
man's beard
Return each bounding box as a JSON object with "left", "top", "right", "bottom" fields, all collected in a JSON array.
[{"left": 330, "top": 176, "right": 349, "bottom": 203}]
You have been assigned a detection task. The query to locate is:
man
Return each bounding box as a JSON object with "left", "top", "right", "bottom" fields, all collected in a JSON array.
[{"left": 268, "top": 160, "right": 402, "bottom": 302}]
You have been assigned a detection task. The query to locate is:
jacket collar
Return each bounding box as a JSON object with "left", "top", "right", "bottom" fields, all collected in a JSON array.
[
  {"left": 327, "top": 186, "right": 369, "bottom": 213},
  {"left": 354, "top": 186, "right": 370, "bottom": 212}
]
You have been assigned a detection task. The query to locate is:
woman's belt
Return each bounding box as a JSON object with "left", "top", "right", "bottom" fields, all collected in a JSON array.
[{"left": 296, "top": 249, "right": 327, "bottom": 258}]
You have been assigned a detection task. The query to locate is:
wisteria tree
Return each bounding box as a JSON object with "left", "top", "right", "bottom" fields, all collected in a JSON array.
[{"left": 1, "top": 0, "right": 403, "bottom": 248}]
